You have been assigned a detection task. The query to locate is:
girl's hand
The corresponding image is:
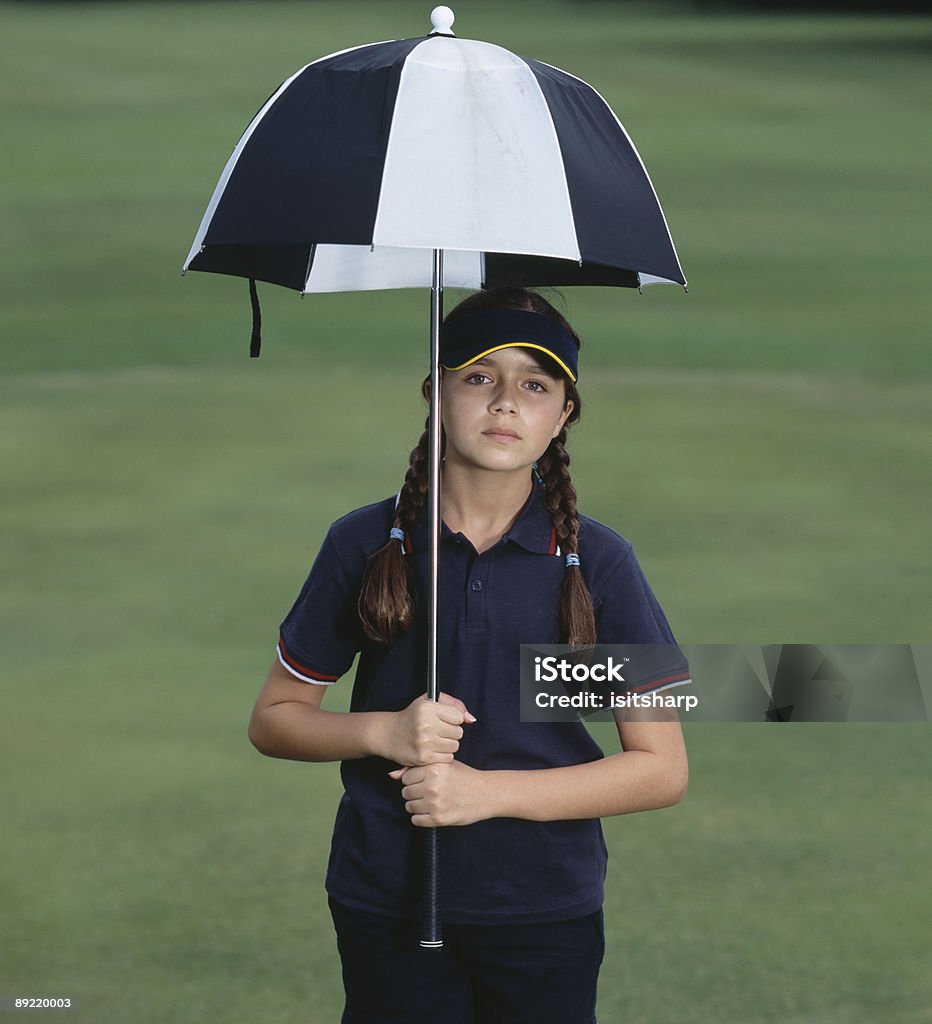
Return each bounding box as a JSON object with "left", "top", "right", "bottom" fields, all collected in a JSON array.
[
  {"left": 388, "top": 761, "right": 493, "bottom": 827},
  {"left": 377, "top": 692, "right": 476, "bottom": 767}
]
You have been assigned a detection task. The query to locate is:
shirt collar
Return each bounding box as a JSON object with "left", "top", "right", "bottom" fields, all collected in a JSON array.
[
  {"left": 409, "top": 483, "right": 556, "bottom": 556},
  {"left": 499, "top": 483, "right": 557, "bottom": 554}
]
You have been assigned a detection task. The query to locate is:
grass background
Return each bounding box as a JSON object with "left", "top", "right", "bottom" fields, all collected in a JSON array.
[{"left": 1, "top": 2, "right": 930, "bottom": 1022}]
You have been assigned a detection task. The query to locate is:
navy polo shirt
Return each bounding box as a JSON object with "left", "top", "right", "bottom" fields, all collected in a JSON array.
[{"left": 277, "top": 486, "right": 688, "bottom": 925}]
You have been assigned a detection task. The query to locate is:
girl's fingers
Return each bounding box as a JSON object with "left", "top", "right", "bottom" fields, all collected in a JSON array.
[
  {"left": 437, "top": 692, "right": 477, "bottom": 723},
  {"left": 432, "top": 715, "right": 467, "bottom": 741},
  {"left": 434, "top": 703, "right": 465, "bottom": 725},
  {"left": 389, "top": 767, "right": 430, "bottom": 785}
]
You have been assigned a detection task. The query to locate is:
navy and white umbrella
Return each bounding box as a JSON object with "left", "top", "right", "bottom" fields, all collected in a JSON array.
[
  {"left": 183, "top": 7, "right": 685, "bottom": 295},
  {"left": 183, "top": 5, "right": 686, "bottom": 950}
]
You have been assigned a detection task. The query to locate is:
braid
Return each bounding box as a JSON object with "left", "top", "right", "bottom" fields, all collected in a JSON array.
[
  {"left": 538, "top": 430, "right": 597, "bottom": 647},
  {"left": 396, "top": 418, "right": 431, "bottom": 536},
  {"left": 538, "top": 431, "right": 576, "bottom": 551},
  {"left": 358, "top": 418, "right": 431, "bottom": 645}
]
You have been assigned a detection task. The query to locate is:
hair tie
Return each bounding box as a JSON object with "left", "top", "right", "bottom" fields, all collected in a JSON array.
[
  {"left": 390, "top": 527, "right": 406, "bottom": 551},
  {"left": 565, "top": 553, "right": 580, "bottom": 569}
]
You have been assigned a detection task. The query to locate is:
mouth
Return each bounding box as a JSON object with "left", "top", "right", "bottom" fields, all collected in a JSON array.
[{"left": 482, "top": 428, "right": 521, "bottom": 442}]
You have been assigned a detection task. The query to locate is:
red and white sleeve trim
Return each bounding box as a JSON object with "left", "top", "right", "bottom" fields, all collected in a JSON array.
[
  {"left": 276, "top": 635, "right": 341, "bottom": 685},
  {"left": 627, "top": 671, "right": 692, "bottom": 696}
]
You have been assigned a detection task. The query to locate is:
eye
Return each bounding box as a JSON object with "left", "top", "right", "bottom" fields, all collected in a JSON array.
[
  {"left": 524, "top": 379, "right": 549, "bottom": 393},
  {"left": 464, "top": 372, "right": 492, "bottom": 385}
]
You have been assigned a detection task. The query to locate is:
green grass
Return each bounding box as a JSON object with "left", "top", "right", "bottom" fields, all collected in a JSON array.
[{"left": 1, "top": 3, "right": 930, "bottom": 1022}]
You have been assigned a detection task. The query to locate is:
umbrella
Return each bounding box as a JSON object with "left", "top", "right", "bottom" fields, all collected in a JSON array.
[
  {"left": 183, "top": 4, "right": 686, "bottom": 948},
  {"left": 183, "top": 7, "right": 685, "bottom": 300}
]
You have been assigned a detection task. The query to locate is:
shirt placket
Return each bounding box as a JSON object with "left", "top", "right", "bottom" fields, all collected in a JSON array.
[{"left": 465, "top": 547, "right": 492, "bottom": 635}]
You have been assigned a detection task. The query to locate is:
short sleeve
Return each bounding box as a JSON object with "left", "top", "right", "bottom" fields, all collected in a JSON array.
[
  {"left": 590, "top": 541, "right": 691, "bottom": 697},
  {"left": 276, "top": 529, "right": 365, "bottom": 684}
]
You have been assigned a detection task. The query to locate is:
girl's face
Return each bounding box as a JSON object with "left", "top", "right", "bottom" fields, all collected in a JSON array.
[{"left": 440, "top": 346, "right": 574, "bottom": 477}]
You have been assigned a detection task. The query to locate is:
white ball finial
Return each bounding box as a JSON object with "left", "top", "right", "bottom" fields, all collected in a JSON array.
[{"left": 430, "top": 6, "right": 455, "bottom": 36}]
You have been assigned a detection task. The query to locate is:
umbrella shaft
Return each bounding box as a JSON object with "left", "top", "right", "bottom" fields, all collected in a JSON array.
[
  {"left": 427, "top": 249, "right": 443, "bottom": 704},
  {"left": 421, "top": 249, "right": 444, "bottom": 951}
]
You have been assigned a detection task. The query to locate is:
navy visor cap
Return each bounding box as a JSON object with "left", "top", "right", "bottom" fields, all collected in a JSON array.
[{"left": 440, "top": 309, "right": 579, "bottom": 383}]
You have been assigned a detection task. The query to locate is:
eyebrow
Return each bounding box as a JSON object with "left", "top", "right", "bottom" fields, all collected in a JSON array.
[{"left": 470, "top": 356, "right": 558, "bottom": 379}]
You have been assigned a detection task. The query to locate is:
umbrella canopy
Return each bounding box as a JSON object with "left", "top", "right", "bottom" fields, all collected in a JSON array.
[{"left": 183, "top": 8, "right": 686, "bottom": 294}]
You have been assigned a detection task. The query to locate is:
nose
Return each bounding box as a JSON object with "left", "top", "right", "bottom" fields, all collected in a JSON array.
[{"left": 489, "top": 379, "right": 520, "bottom": 414}]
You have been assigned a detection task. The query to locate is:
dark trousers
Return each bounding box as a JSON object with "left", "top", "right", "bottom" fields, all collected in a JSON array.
[{"left": 329, "top": 898, "right": 604, "bottom": 1024}]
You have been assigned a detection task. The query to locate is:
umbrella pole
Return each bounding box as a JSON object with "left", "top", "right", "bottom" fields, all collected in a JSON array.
[{"left": 420, "top": 248, "right": 444, "bottom": 949}]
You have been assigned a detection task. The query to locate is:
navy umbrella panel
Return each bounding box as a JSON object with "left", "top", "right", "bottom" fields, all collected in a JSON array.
[{"left": 183, "top": 29, "right": 686, "bottom": 292}]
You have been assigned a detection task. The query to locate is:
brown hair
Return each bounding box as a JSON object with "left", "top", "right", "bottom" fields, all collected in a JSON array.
[{"left": 358, "top": 287, "right": 597, "bottom": 647}]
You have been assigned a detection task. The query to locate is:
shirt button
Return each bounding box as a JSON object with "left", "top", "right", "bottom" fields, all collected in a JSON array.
[{"left": 471, "top": 580, "right": 483, "bottom": 592}]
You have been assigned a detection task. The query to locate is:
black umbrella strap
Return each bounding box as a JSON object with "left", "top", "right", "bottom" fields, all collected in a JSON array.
[{"left": 249, "top": 278, "right": 261, "bottom": 358}]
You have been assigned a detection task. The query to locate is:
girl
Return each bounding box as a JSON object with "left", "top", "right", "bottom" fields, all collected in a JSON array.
[{"left": 248, "top": 287, "right": 690, "bottom": 1024}]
